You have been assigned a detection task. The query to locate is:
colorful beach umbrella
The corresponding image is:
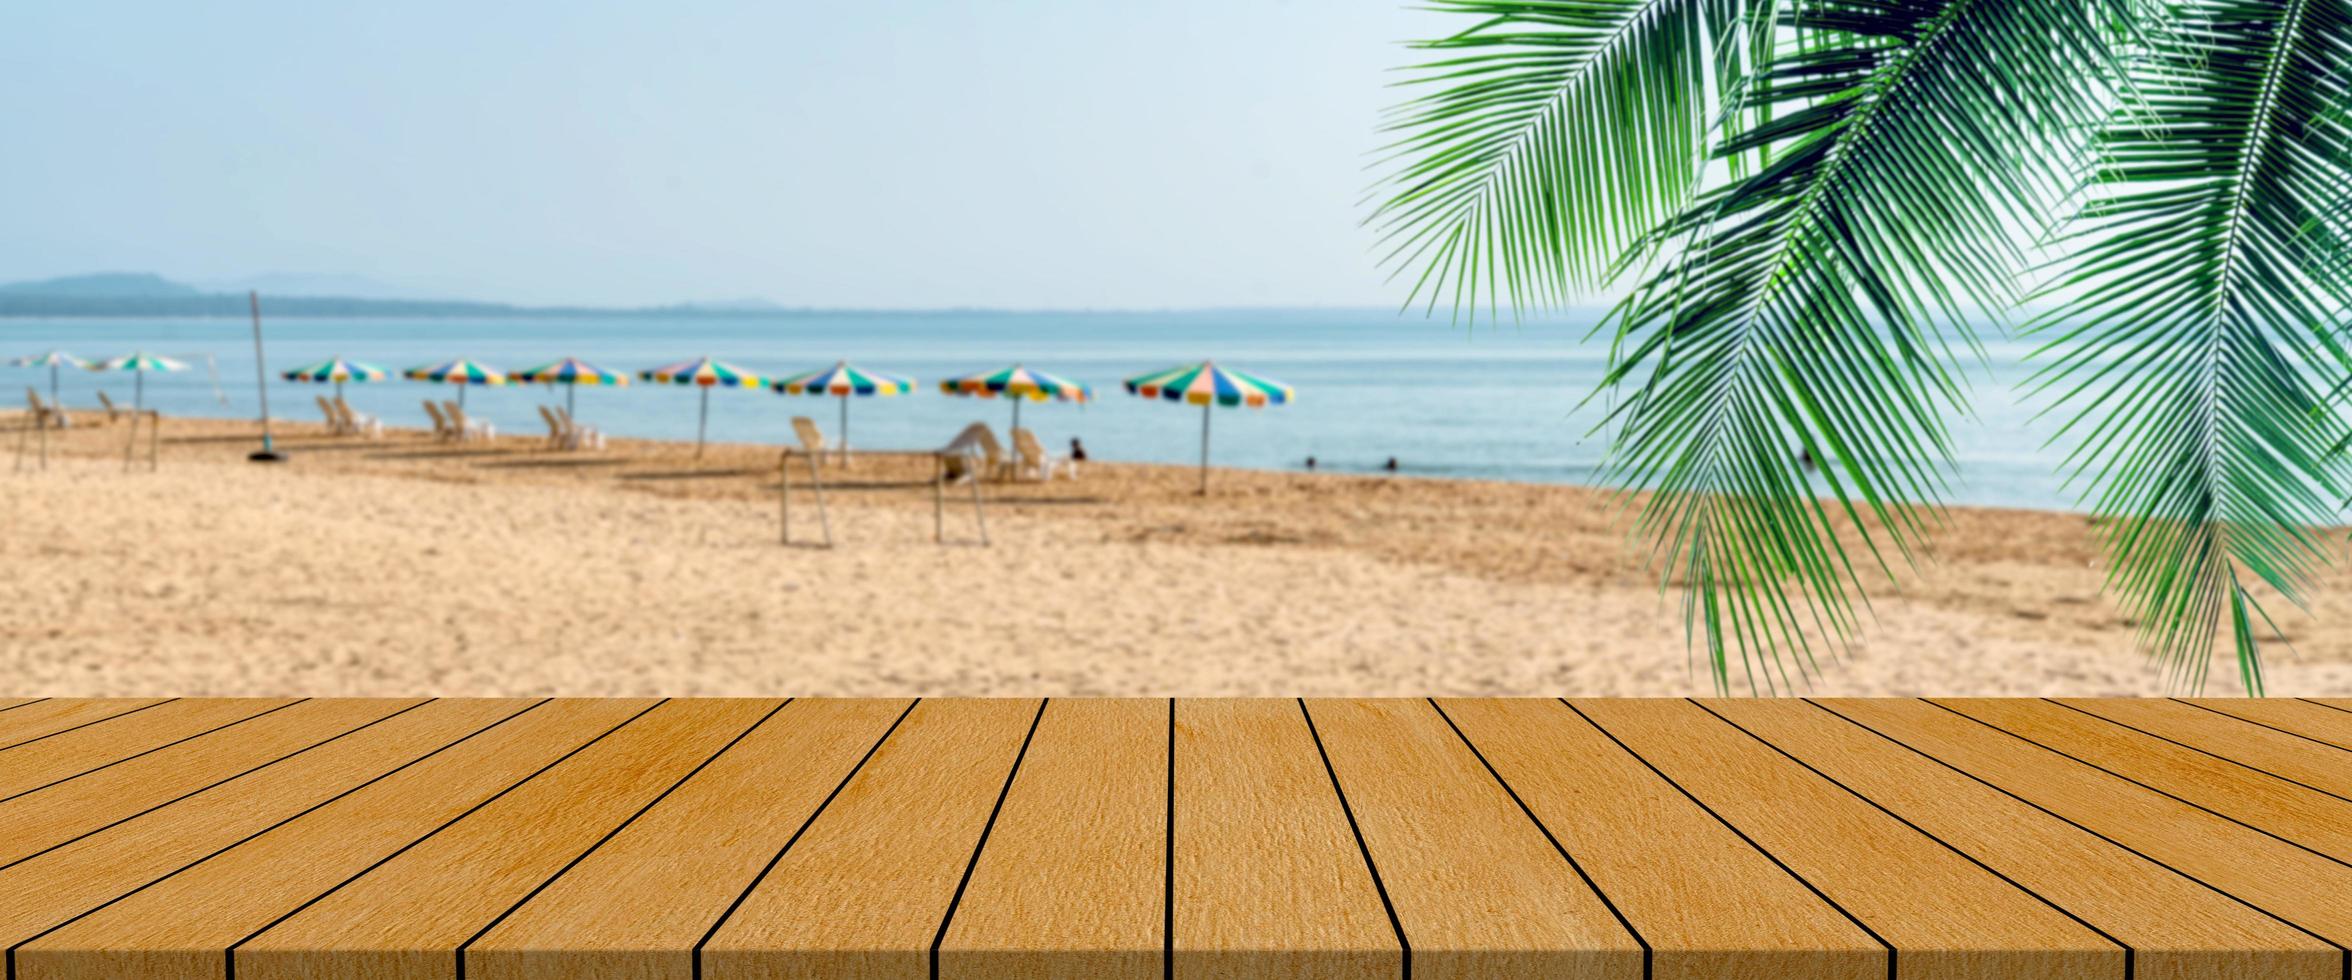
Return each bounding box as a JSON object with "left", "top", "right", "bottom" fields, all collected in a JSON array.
[
  {"left": 1125, "top": 361, "right": 1294, "bottom": 494},
  {"left": 92, "top": 352, "right": 191, "bottom": 412},
  {"left": 638, "top": 357, "right": 768, "bottom": 457},
  {"left": 513, "top": 357, "right": 629, "bottom": 415},
  {"left": 403, "top": 358, "right": 507, "bottom": 407},
  {"left": 281, "top": 357, "right": 389, "bottom": 398},
  {"left": 938, "top": 364, "right": 1092, "bottom": 435},
  {"left": 773, "top": 361, "right": 915, "bottom": 463},
  {"left": 10, "top": 350, "right": 90, "bottom": 404}
]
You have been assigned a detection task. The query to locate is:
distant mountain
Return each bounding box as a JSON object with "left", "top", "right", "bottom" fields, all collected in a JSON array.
[
  {"left": 197, "top": 272, "right": 448, "bottom": 302},
  {"left": 0, "top": 272, "right": 202, "bottom": 298}
]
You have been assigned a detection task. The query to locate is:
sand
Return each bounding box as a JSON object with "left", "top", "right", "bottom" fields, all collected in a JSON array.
[{"left": 7, "top": 409, "right": 2352, "bottom": 697}]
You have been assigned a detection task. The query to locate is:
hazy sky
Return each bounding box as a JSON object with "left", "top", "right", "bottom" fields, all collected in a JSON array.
[{"left": 0, "top": 1, "right": 1454, "bottom": 309}]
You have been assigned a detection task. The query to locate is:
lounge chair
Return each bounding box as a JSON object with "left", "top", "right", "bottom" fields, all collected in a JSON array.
[
  {"left": 554, "top": 407, "right": 604, "bottom": 450},
  {"left": 422, "top": 400, "right": 456, "bottom": 442},
  {"left": 443, "top": 401, "right": 494, "bottom": 442},
  {"left": 317, "top": 396, "right": 348, "bottom": 435},
  {"left": 1012, "top": 427, "right": 1077, "bottom": 481},
  {"left": 334, "top": 397, "right": 382, "bottom": 439},
  {"left": 26, "top": 388, "right": 69, "bottom": 431},
  {"left": 536, "top": 405, "right": 567, "bottom": 450},
  {"left": 790, "top": 417, "right": 826, "bottom": 458},
  {"left": 939, "top": 422, "right": 1013, "bottom": 483},
  {"left": 95, "top": 390, "right": 122, "bottom": 424}
]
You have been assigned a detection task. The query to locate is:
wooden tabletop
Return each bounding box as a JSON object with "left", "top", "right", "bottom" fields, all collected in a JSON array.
[{"left": 1, "top": 697, "right": 2348, "bottom": 980}]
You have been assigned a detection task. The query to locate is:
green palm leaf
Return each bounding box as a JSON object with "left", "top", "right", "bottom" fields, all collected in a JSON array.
[
  {"left": 1596, "top": 0, "right": 2118, "bottom": 692},
  {"left": 1367, "top": 0, "right": 1770, "bottom": 319},
  {"left": 2026, "top": 0, "right": 2352, "bottom": 694}
]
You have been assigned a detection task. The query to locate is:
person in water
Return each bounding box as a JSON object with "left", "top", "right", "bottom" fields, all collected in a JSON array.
[
  {"left": 1069, "top": 437, "right": 1088, "bottom": 463},
  {"left": 1305, "top": 455, "right": 1317, "bottom": 470},
  {"left": 1383, "top": 457, "right": 1399, "bottom": 472}
]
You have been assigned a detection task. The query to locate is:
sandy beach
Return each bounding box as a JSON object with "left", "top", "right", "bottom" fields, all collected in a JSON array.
[{"left": 8, "top": 408, "right": 2352, "bottom": 698}]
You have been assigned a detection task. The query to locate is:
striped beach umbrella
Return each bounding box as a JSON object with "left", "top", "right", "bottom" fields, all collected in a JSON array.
[
  {"left": 281, "top": 357, "right": 389, "bottom": 398},
  {"left": 1124, "top": 361, "right": 1294, "bottom": 494},
  {"left": 639, "top": 357, "right": 769, "bottom": 457},
  {"left": 93, "top": 352, "right": 191, "bottom": 412},
  {"left": 938, "top": 364, "right": 1092, "bottom": 436},
  {"left": 513, "top": 357, "right": 629, "bottom": 415},
  {"left": 773, "top": 361, "right": 915, "bottom": 463},
  {"left": 404, "top": 358, "right": 507, "bottom": 408},
  {"left": 10, "top": 350, "right": 90, "bottom": 404}
]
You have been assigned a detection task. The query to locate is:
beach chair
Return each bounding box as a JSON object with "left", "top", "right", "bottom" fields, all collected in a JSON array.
[
  {"left": 554, "top": 406, "right": 604, "bottom": 450},
  {"left": 95, "top": 390, "right": 122, "bottom": 424},
  {"left": 317, "top": 396, "right": 349, "bottom": 435},
  {"left": 25, "top": 388, "right": 70, "bottom": 430},
  {"left": 422, "top": 400, "right": 456, "bottom": 442},
  {"left": 790, "top": 417, "right": 826, "bottom": 457},
  {"left": 536, "top": 405, "right": 567, "bottom": 450},
  {"left": 334, "top": 397, "right": 382, "bottom": 439},
  {"left": 939, "top": 422, "right": 1013, "bottom": 483},
  {"left": 1012, "top": 427, "right": 1077, "bottom": 481},
  {"left": 443, "top": 401, "right": 494, "bottom": 442}
]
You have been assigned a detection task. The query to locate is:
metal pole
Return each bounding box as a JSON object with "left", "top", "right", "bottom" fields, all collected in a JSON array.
[
  {"left": 838, "top": 396, "right": 849, "bottom": 467},
  {"left": 248, "top": 292, "right": 279, "bottom": 458},
  {"left": 697, "top": 386, "right": 710, "bottom": 458},
  {"left": 134, "top": 369, "right": 144, "bottom": 414},
  {"left": 458, "top": 384, "right": 467, "bottom": 410},
  {"left": 149, "top": 411, "right": 160, "bottom": 470},
  {"left": 568, "top": 384, "right": 576, "bottom": 417},
  {"left": 49, "top": 363, "right": 59, "bottom": 407},
  {"left": 1199, "top": 403, "right": 1211, "bottom": 495},
  {"left": 1010, "top": 397, "right": 1021, "bottom": 438}
]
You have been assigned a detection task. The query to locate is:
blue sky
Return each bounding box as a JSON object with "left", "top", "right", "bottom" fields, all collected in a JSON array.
[{"left": 0, "top": 1, "right": 1452, "bottom": 309}]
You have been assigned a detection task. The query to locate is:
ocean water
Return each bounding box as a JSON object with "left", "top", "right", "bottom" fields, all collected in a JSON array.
[{"left": 1, "top": 309, "right": 2081, "bottom": 510}]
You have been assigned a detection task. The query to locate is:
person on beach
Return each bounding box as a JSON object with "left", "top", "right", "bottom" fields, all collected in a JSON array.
[
  {"left": 1305, "top": 455, "right": 1317, "bottom": 470},
  {"left": 1383, "top": 457, "right": 1399, "bottom": 472},
  {"left": 1069, "top": 437, "right": 1087, "bottom": 463}
]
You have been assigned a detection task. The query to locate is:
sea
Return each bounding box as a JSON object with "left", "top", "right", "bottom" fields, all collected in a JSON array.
[{"left": 2, "top": 308, "right": 2083, "bottom": 511}]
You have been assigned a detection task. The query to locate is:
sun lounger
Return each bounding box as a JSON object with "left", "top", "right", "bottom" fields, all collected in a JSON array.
[
  {"left": 95, "top": 390, "right": 121, "bottom": 424},
  {"left": 422, "top": 400, "right": 456, "bottom": 442},
  {"left": 334, "top": 397, "right": 382, "bottom": 439},
  {"left": 25, "top": 388, "right": 68, "bottom": 430},
  {"left": 443, "top": 401, "right": 494, "bottom": 442},
  {"left": 790, "top": 417, "right": 826, "bottom": 457},
  {"left": 940, "top": 422, "right": 1013, "bottom": 483},
  {"left": 536, "top": 405, "right": 567, "bottom": 450},
  {"left": 554, "top": 407, "right": 603, "bottom": 450},
  {"left": 318, "top": 396, "right": 349, "bottom": 435},
  {"left": 1012, "top": 427, "right": 1077, "bottom": 481}
]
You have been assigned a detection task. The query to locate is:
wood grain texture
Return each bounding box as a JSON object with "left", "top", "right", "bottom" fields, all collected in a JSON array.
[
  {"left": 1434, "top": 698, "right": 1883, "bottom": 980},
  {"left": 463, "top": 698, "right": 915, "bottom": 980},
  {"left": 0, "top": 698, "right": 298, "bottom": 801},
  {"left": 0, "top": 698, "right": 44, "bottom": 713},
  {"left": 2056, "top": 698, "right": 2352, "bottom": 800},
  {"left": 1707, "top": 698, "right": 2337, "bottom": 980},
  {"left": 1170, "top": 698, "right": 1398, "bottom": 980},
  {"left": 234, "top": 698, "right": 781, "bottom": 980},
  {"left": 0, "top": 699, "right": 430, "bottom": 867},
  {"left": 700, "top": 698, "right": 1044, "bottom": 980},
  {"left": 1304, "top": 698, "right": 1640, "bottom": 980},
  {"left": 1819, "top": 698, "right": 2352, "bottom": 947},
  {"left": 14, "top": 699, "right": 655, "bottom": 980},
  {"left": 1936, "top": 698, "right": 2352, "bottom": 861},
  {"left": 1570, "top": 698, "right": 2123, "bottom": 980},
  {"left": 2184, "top": 698, "right": 2352, "bottom": 749},
  {"left": 0, "top": 700, "right": 528, "bottom": 954},
  {"left": 0, "top": 698, "right": 169, "bottom": 750},
  {"left": 937, "top": 698, "right": 1165, "bottom": 980}
]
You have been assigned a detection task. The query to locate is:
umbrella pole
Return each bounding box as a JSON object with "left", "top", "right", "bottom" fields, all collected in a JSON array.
[
  {"left": 697, "top": 386, "right": 710, "bottom": 458},
  {"left": 1010, "top": 398, "right": 1021, "bottom": 437},
  {"left": 134, "top": 369, "right": 144, "bottom": 414},
  {"left": 459, "top": 384, "right": 467, "bottom": 410},
  {"left": 49, "top": 363, "right": 59, "bottom": 407},
  {"left": 568, "top": 384, "right": 576, "bottom": 417},
  {"left": 1199, "top": 402, "right": 1211, "bottom": 496},
  {"left": 837, "top": 396, "right": 849, "bottom": 467}
]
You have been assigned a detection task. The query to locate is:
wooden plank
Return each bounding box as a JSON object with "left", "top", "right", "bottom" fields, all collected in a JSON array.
[
  {"left": 699, "top": 698, "right": 1044, "bottom": 980},
  {"left": 455, "top": 698, "right": 915, "bottom": 980},
  {"left": 1707, "top": 698, "right": 2338, "bottom": 980},
  {"left": 2179, "top": 698, "right": 2352, "bottom": 752},
  {"left": 1817, "top": 698, "right": 2352, "bottom": 948},
  {"left": 1170, "top": 698, "right": 1398, "bottom": 980},
  {"left": 0, "top": 699, "right": 170, "bottom": 750},
  {"left": 1435, "top": 698, "right": 1883, "bottom": 980},
  {"left": 937, "top": 698, "right": 1165, "bottom": 980},
  {"left": 0, "top": 699, "right": 429, "bottom": 865},
  {"left": 0, "top": 699, "right": 301, "bottom": 801},
  {"left": 12, "top": 699, "right": 657, "bottom": 980},
  {"left": 0, "top": 700, "right": 534, "bottom": 958},
  {"left": 1936, "top": 699, "right": 2352, "bottom": 860},
  {"left": 235, "top": 698, "right": 782, "bottom": 980},
  {"left": 1569, "top": 698, "right": 2122, "bottom": 980},
  {"left": 1305, "top": 698, "right": 1639, "bottom": 980},
  {"left": 2056, "top": 698, "right": 2352, "bottom": 800},
  {"left": 0, "top": 699, "right": 42, "bottom": 713}
]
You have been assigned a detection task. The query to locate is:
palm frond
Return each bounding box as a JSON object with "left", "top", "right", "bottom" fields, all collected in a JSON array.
[
  {"left": 2026, "top": 0, "right": 2352, "bottom": 694},
  {"left": 1367, "top": 0, "right": 1769, "bottom": 320},
  {"left": 1596, "top": 0, "right": 2120, "bottom": 693}
]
